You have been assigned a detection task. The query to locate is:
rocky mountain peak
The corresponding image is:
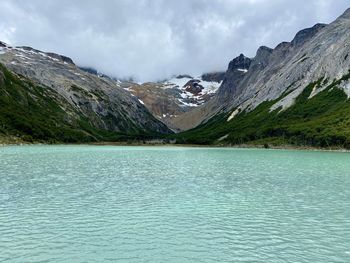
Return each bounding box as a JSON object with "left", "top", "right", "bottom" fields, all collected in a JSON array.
[
  {"left": 15, "top": 46, "right": 75, "bottom": 65},
  {"left": 291, "top": 23, "right": 327, "bottom": 47},
  {"left": 252, "top": 46, "right": 273, "bottom": 68},
  {"left": 275, "top": 41, "right": 291, "bottom": 50},
  {"left": 228, "top": 53, "right": 252, "bottom": 72},
  {"left": 211, "top": 7, "right": 350, "bottom": 125},
  {"left": 216, "top": 54, "right": 252, "bottom": 101},
  {"left": 339, "top": 7, "right": 350, "bottom": 19},
  {"left": 0, "top": 42, "right": 171, "bottom": 136},
  {"left": 255, "top": 46, "right": 273, "bottom": 57},
  {"left": 184, "top": 79, "right": 203, "bottom": 95},
  {"left": 46, "top": 52, "right": 75, "bottom": 65}
]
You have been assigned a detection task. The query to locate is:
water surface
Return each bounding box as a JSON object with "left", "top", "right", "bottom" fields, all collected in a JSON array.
[{"left": 0, "top": 146, "right": 350, "bottom": 262}]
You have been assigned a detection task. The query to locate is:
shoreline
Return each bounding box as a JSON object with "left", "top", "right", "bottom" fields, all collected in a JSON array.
[
  {"left": 90, "top": 141, "right": 350, "bottom": 152},
  {"left": 1, "top": 139, "right": 349, "bottom": 153}
]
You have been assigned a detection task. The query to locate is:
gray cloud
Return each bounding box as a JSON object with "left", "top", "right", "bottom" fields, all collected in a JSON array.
[{"left": 0, "top": 0, "right": 349, "bottom": 81}]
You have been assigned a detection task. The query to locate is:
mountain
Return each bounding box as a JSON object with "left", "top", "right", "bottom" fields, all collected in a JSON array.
[
  {"left": 175, "top": 8, "right": 350, "bottom": 148},
  {"left": 0, "top": 43, "right": 171, "bottom": 143},
  {"left": 124, "top": 74, "right": 223, "bottom": 131},
  {"left": 1, "top": 8, "right": 350, "bottom": 148}
]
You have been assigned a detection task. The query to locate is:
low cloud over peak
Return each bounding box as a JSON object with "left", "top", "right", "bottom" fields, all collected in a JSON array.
[{"left": 0, "top": 0, "right": 349, "bottom": 82}]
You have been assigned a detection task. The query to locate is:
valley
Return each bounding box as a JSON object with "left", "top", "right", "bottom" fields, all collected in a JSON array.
[{"left": 1, "top": 8, "right": 350, "bottom": 149}]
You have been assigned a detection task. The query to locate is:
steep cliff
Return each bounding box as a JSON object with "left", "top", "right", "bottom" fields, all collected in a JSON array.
[
  {"left": 0, "top": 43, "right": 171, "bottom": 143},
  {"left": 175, "top": 8, "right": 350, "bottom": 148}
]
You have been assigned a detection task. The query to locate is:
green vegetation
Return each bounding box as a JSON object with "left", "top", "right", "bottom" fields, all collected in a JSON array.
[
  {"left": 2, "top": 59, "right": 350, "bottom": 149},
  {"left": 0, "top": 65, "right": 163, "bottom": 144},
  {"left": 175, "top": 71, "right": 350, "bottom": 149}
]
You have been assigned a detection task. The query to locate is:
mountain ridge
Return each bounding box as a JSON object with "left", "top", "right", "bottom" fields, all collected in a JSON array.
[
  {"left": 0, "top": 43, "right": 171, "bottom": 143},
  {"left": 1, "top": 7, "right": 350, "bottom": 148},
  {"left": 173, "top": 8, "right": 350, "bottom": 148}
]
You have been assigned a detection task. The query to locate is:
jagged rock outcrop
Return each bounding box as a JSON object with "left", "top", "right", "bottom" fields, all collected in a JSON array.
[
  {"left": 180, "top": 8, "right": 350, "bottom": 132},
  {"left": 217, "top": 54, "right": 252, "bottom": 105},
  {"left": 174, "top": 8, "right": 350, "bottom": 148},
  {"left": 184, "top": 79, "right": 204, "bottom": 95},
  {"left": 291, "top": 23, "right": 327, "bottom": 47},
  {"left": 168, "top": 8, "right": 350, "bottom": 132},
  {"left": 225, "top": 9, "right": 350, "bottom": 113}
]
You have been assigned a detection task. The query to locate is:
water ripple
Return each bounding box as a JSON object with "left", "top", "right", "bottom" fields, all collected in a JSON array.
[{"left": 0, "top": 146, "right": 350, "bottom": 262}]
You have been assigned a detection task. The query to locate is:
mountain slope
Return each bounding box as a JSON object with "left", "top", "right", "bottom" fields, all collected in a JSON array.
[
  {"left": 0, "top": 43, "right": 171, "bottom": 143},
  {"left": 175, "top": 73, "right": 350, "bottom": 148},
  {"left": 174, "top": 8, "right": 350, "bottom": 148},
  {"left": 125, "top": 74, "right": 223, "bottom": 131},
  {"left": 162, "top": 54, "right": 253, "bottom": 131}
]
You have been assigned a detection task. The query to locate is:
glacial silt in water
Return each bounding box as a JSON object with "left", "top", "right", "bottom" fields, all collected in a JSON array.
[{"left": 0, "top": 146, "right": 349, "bottom": 262}]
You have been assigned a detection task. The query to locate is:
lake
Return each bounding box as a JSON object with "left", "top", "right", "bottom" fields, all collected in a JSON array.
[{"left": 0, "top": 146, "right": 349, "bottom": 262}]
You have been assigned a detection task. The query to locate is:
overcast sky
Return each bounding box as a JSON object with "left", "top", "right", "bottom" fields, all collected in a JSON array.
[{"left": 0, "top": 0, "right": 349, "bottom": 81}]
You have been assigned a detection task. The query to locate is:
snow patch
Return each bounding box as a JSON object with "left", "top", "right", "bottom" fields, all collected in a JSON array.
[
  {"left": 164, "top": 76, "right": 221, "bottom": 107},
  {"left": 237, "top": 68, "right": 248, "bottom": 73},
  {"left": 138, "top": 99, "right": 145, "bottom": 105},
  {"left": 165, "top": 77, "right": 221, "bottom": 94},
  {"left": 200, "top": 80, "right": 222, "bottom": 94},
  {"left": 308, "top": 82, "right": 329, "bottom": 99},
  {"left": 227, "top": 109, "right": 240, "bottom": 121},
  {"left": 179, "top": 101, "right": 200, "bottom": 107},
  {"left": 308, "top": 84, "right": 319, "bottom": 98},
  {"left": 340, "top": 80, "right": 350, "bottom": 98},
  {"left": 14, "top": 53, "right": 31, "bottom": 60},
  {"left": 217, "top": 134, "right": 229, "bottom": 141},
  {"left": 164, "top": 77, "right": 193, "bottom": 89},
  {"left": 12, "top": 47, "right": 62, "bottom": 63}
]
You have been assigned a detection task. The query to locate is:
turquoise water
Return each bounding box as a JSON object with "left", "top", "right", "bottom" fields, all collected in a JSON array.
[{"left": 0, "top": 146, "right": 350, "bottom": 262}]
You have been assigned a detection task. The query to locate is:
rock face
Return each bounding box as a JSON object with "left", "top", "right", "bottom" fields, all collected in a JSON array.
[
  {"left": 162, "top": 54, "right": 251, "bottom": 131},
  {"left": 172, "top": 9, "right": 350, "bottom": 147},
  {"left": 291, "top": 23, "right": 327, "bottom": 47},
  {"left": 179, "top": 8, "right": 350, "bottom": 131},
  {"left": 184, "top": 79, "right": 204, "bottom": 95},
  {"left": 217, "top": 54, "right": 251, "bottom": 105},
  {"left": 0, "top": 44, "right": 171, "bottom": 138},
  {"left": 201, "top": 72, "right": 225, "bottom": 83},
  {"left": 219, "top": 11, "right": 350, "bottom": 113}
]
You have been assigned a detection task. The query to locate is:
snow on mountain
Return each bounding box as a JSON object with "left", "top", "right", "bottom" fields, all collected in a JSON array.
[
  {"left": 163, "top": 76, "right": 222, "bottom": 107},
  {"left": 123, "top": 74, "right": 223, "bottom": 131}
]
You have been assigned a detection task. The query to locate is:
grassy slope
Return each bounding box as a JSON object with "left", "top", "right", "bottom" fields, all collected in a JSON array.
[
  {"left": 0, "top": 65, "right": 162, "bottom": 144},
  {"left": 3, "top": 60, "right": 350, "bottom": 148},
  {"left": 174, "top": 71, "right": 350, "bottom": 149}
]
